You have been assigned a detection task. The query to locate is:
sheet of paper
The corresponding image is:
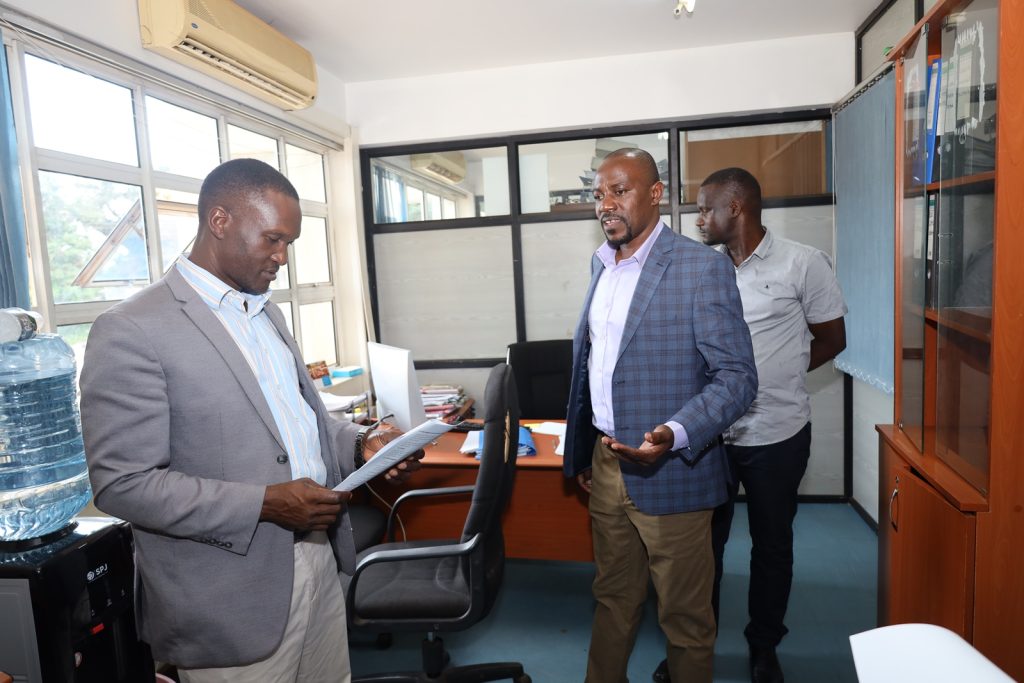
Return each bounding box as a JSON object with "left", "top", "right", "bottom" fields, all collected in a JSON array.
[
  {"left": 460, "top": 431, "right": 482, "bottom": 454},
  {"left": 334, "top": 419, "right": 454, "bottom": 491},
  {"left": 555, "top": 435, "right": 565, "bottom": 456},
  {"left": 528, "top": 421, "right": 567, "bottom": 437}
]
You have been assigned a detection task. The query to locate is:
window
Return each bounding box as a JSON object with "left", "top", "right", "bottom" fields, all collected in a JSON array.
[
  {"left": 8, "top": 41, "right": 341, "bottom": 370},
  {"left": 23, "top": 54, "right": 138, "bottom": 166},
  {"left": 145, "top": 97, "right": 221, "bottom": 179},
  {"left": 38, "top": 172, "right": 149, "bottom": 304}
]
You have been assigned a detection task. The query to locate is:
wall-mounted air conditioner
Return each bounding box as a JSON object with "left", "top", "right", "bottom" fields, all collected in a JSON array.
[
  {"left": 138, "top": 0, "right": 317, "bottom": 110},
  {"left": 410, "top": 152, "right": 467, "bottom": 184}
]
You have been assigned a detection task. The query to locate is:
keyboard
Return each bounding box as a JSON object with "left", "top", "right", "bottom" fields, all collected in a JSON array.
[{"left": 449, "top": 421, "right": 485, "bottom": 432}]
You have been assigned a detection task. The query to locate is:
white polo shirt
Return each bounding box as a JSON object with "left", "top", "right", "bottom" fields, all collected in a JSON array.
[{"left": 721, "top": 229, "right": 847, "bottom": 447}]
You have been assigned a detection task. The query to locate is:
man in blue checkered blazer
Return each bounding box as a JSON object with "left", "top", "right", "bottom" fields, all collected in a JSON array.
[{"left": 564, "top": 149, "right": 757, "bottom": 683}]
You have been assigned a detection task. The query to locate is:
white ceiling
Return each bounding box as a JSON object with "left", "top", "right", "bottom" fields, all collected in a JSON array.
[{"left": 235, "top": 0, "right": 880, "bottom": 84}]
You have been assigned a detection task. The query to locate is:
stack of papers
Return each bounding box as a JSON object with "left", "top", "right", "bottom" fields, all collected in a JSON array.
[
  {"left": 320, "top": 391, "right": 370, "bottom": 413},
  {"left": 522, "top": 421, "right": 566, "bottom": 456},
  {"left": 460, "top": 426, "right": 536, "bottom": 459},
  {"left": 420, "top": 384, "right": 468, "bottom": 419}
]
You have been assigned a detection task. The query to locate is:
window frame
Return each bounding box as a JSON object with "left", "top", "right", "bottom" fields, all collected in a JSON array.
[
  {"left": 361, "top": 108, "right": 834, "bottom": 371},
  {"left": 4, "top": 36, "right": 341, "bottom": 366}
]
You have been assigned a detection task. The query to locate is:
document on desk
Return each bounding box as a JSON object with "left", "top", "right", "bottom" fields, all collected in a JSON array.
[{"left": 334, "top": 419, "right": 455, "bottom": 491}]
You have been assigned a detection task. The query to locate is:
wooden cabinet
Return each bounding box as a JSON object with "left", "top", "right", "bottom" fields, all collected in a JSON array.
[
  {"left": 878, "top": 431, "right": 976, "bottom": 637},
  {"left": 878, "top": 0, "right": 1024, "bottom": 677}
]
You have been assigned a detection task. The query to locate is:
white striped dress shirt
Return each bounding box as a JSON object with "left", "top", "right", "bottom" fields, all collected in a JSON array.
[{"left": 176, "top": 256, "right": 326, "bottom": 485}]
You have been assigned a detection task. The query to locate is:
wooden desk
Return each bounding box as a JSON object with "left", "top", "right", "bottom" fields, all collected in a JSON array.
[{"left": 375, "top": 423, "right": 594, "bottom": 562}]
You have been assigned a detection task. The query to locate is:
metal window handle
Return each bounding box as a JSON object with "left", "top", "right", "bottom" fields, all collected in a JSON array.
[{"left": 889, "top": 475, "right": 900, "bottom": 531}]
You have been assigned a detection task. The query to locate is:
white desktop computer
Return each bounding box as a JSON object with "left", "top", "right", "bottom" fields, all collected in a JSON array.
[{"left": 366, "top": 342, "right": 427, "bottom": 432}]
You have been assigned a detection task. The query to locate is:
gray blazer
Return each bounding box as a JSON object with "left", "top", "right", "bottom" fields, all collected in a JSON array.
[{"left": 80, "top": 267, "right": 360, "bottom": 669}]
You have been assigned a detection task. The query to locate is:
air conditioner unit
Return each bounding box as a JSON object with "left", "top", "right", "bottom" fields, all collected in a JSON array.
[
  {"left": 410, "top": 152, "right": 467, "bottom": 184},
  {"left": 138, "top": 0, "right": 317, "bottom": 110}
]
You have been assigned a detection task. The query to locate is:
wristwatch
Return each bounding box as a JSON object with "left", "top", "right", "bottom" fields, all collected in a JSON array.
[{"left": 353, "top": 425, "right": 375, "bottom": 468}]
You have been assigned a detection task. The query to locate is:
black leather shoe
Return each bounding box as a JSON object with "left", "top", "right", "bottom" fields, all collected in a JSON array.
[
  {"left": 749, "top": 645, "right": 784, "bottom": 683},
  {"left": 652, "top": 658, "right": 670, "bottom": 683}
]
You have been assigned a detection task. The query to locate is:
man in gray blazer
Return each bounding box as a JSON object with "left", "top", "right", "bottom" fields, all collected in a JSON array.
[
  {"left": 81, "top": 159, "right": 419, "bottom": 681},
  {"left": 564, "top": 149, "right": 757, "bottom": 683}
]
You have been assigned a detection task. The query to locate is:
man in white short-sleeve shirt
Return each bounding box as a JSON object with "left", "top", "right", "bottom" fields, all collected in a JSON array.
[{"left": 653, "top": 167, "right": 847, "bottom": 683}]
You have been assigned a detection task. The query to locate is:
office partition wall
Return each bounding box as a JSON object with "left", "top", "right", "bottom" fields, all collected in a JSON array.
[{"left": 361, "top": 108, "right": 848, "bottom": 495}]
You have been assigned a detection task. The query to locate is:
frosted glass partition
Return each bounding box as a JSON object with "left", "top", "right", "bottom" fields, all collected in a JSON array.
[
  {"left": 679, "top": 204, "right": 835, "bottom": 253},
  {"left": 521, "top": 220, "right": 605, "bottom": 341},
  {"left": 374, "top": 226, "right": 516, "bottom": 359},
  {"left": 680, "top": 203, "right": 842, "bottom": 495}
]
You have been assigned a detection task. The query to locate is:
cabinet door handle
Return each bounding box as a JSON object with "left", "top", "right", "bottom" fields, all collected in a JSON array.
[{"left": 889, "top": 475, "right": 900, "bottom": 531}]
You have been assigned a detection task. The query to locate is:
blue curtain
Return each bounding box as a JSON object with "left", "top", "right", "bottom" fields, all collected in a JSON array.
[
  {"left": 833, "top": 69, "right": 896, "bottom": 394},
  {"left": 0, "top": 32, "right": 30, "bottom": 309}
]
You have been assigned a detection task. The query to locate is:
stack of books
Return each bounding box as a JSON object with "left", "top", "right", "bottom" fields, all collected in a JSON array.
[{"left": 420, "top": 384, "right": 473, "bottom": 422}]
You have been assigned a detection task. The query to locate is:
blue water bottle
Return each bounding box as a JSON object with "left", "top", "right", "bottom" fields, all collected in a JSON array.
[{"left": 0, "top": 321, "right": 92, "bottom": 542}]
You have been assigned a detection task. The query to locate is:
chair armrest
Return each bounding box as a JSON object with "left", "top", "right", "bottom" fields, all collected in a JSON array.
[
  {"left": 346, "top": 532, "right": 483, "bottom": 611},
  {"left": 387, "top": 485, "right": 474, "bottom": 540}
]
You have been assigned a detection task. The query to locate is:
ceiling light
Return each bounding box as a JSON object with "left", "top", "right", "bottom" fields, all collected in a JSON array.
[{"left": 674, "top": 0, "right": 696, "bottom": 16}]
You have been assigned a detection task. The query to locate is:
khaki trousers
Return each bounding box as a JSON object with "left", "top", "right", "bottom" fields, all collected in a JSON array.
[
  {"left": 586, "top": 439, "right": 716, "bottom": 683},
  {"left": 179, "top": 531, "right": 351, "bottom": 683}
]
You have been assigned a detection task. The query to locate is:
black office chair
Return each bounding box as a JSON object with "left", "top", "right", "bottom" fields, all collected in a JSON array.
[
  {"left": 505, "top": 339, "right": 572, "bottom": 420},
  {"left": 349, "top": 502, "right": 387, "bottom": 552},
  {"left": 346, "top": 363, "right": 530, "bottom": 683}
]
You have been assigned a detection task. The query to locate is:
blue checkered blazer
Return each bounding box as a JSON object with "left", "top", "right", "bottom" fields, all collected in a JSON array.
[{"left": 563, "top": 226, "right": 757, "bottom": 514}]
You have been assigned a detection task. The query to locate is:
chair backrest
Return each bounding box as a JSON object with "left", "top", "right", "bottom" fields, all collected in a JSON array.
[
  {"left": 461, "top": 362, "right": 519, "bottom": 613},
  {"left": 506, "top": 339, "right": 572, "bottom": 419}
]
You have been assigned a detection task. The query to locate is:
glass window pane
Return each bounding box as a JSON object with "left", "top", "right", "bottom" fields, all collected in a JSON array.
[
  {"left": 155, "top": 188, "right": 198, "bottom": 273},
  {"left": 24, "top": 55, "right": 138, "bottom": 166},
  {"left": 228, "top": 125, "right": 279, "bottom": 168},
  {"left": 271, "top": 264, "right": 290, "bottom": 290},
  {"left": 277, "top": 301, "right": 294, "bottom": 336},
  {"left": 425, "top": 193, "right": 441, "bottom": 220},
  {"left": 522, "top": 220, "right": 605, "bottom": 340},
  {"left": 295, "top": 216, "right": 330, "bottom": 285},
  {"left": 286, "top": 144, "right": 326, "bottom": 202},
  {"left": 146, "top": 97, "right": 221, "bottom": 179},
  {"left": 39, "top": 172, "right": 149, "bottom": 304},
  {"left": 860, "top": 0, "right": 915, "bottom": 80},
  {"left": 518, "top": 133, "right": 669, "bottom": 215},
  {"left": 57, "top": 323, "right": 92, "bottom": 386},
  {"left": 406, "top": 187, "right": 424, "bottom": 222},
  {"left": 681, "top": 122, "right": 828, "bottom": 203},
  {"left": 369, "top": 147, "right": 507, "bottom": 224},
  {"left": 299, "top": 301, "right": 337, "bottom": 366},
  {"left": 374, "top": 227, "right": 516, "bottom": 359}
]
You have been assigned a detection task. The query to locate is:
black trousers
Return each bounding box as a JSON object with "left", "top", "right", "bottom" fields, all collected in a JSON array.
[{"left": 711, "top": 422, "right": 812, "bottom": 648}]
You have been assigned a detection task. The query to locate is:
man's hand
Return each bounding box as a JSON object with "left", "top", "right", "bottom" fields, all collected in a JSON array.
[
  {"left": 576, "top": 468, "right": 593, "bottom": 494},
  {"left": 364, "top": 426, "right": 424, "bottom": 484},
  {"left": 260, "top": 478, "right": 350, "bottom": 532},
  {"left": 603, "top": 425, "right": 674, "bottom": 466}
]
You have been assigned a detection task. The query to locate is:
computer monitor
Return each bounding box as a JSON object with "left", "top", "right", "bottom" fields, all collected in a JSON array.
[{"left": 366, "top": 342, "right": 427, "bottom": 432}]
